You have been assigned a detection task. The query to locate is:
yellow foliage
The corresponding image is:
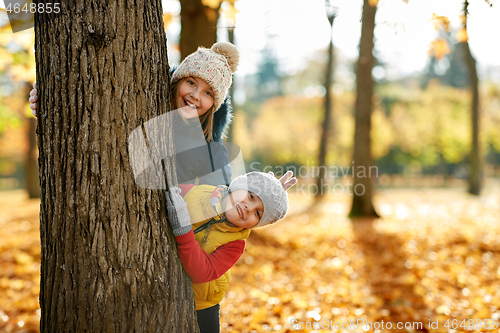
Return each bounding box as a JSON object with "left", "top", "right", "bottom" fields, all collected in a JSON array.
[
  {"left": 242, "top": 81, "right": 500, "bottom": 169},
  {"left": 0, "top": 191, "right": 41, "bottom": 333},
  {"left": 13, "top": 30, "right": 34, "bottom": 50},
  {"left": 10, "top": 63, "right": 36, "bottom": 82},
  {"left": 0, "top": 27, "right": 15, "bottom": 45},
  {"left": 427, "top": 38, "right": 450, "bottom": 60},
  {"left": 163, "top": 13, "right": 174, "bottom": 30},
  {"left": 244, "top": 94, "right": 357, "bottom": 167},
  {"left": 219, "top": 187, "right": 500, "bottom": 332},
  {"left": 201, "top": 0, "right": 222, "bottom": 9},
  {"left": 371, "top": 108, "right": 394, "bottom": 159},
  {"left": 0, "top": 25, "right": 35, "bottom": 81},
  {"left": 368, "top": 0, "right": 379, "bottom": 7},
  {"left": 221, "top": 2, "right": 239, "bottom": 25},
  {"left": 456, "top": 27, "right": 469, "bottom": 43},
  {"left": 0, "top": 48, "right": 11, "bottom": 71},
  {"left": 7, "top": 182, "right": 494, "bottom": 331},
  {"left": 250, "top": 96, "right": 323, "bottom": 165},
  {"left": 430, "top": 13, "right": 450, "bottom": 32},
  {"left": 459, "top": 14, "right": 467, "bottom": 25}
]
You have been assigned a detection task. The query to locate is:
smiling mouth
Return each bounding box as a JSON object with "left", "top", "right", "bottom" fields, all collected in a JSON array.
[
  {"left": 236, "top": 205, "right": 243, "bottom": 219},
  {"left": 183, "top": 99, "right": 196, "bottom": 109}
]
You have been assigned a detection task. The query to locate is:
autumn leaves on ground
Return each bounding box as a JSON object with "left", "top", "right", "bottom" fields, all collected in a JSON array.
[{"left": 1, "top": 184, "right": 500, "bottom": 333}]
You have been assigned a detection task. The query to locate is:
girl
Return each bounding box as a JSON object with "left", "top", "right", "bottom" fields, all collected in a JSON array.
[
  {"left": 166, "top": 171, "right": 293, "bottom": 333},
  {"left": 30, "top": 42, "right": 239, "bottom": 187}
]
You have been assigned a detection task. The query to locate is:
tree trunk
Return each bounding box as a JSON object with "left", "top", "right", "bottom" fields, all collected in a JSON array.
[
  {"left": 349, "top": 0, "right": 379, "bottom": 218},
  {"left": 315, "top": 31, "right": 334, "bottom": 200},
  {"left": 462, "top": 0, "right": 481, "bottom": 195},
  {"left": 226, "top": 27, "right": 236, "bottom": 143},
  {"left": 34, "top": 1, "right": 199, "bottom": 332},
  {"left": 179, "top": 0, "right": 221, "bottom": 61}
]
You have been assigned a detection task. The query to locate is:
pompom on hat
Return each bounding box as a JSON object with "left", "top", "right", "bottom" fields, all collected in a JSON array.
[
  {"left": 171, "top": 42, "right": 240, "bottom": 112},
  {"left": 229, "top": 172, "right": 289, "bottom": 228}
]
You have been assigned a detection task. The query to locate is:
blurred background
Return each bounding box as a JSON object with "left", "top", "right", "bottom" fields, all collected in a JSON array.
[
  {"left": 1, "top": 0, "right": 499, "bottom": 197},
  {"left": 1, "top": 0, "right": 500, "bottom": 332}
]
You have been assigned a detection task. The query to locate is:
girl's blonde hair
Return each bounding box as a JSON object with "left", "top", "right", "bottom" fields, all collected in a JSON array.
[{"left": 170, "top": 77, "right": 216, "bottom": 142}]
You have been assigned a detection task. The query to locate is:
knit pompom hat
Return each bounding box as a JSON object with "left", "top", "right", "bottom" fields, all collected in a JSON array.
[
  {"left": 229, "top": 172, "right": 289, "bottom": 228},
  {"left": 171, "top": 42, "right": 239, "bottom": 112}
]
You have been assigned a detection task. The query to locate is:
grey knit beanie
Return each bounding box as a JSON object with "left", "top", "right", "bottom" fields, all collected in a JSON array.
[
  {"left": 229, "top": 172, "right": 289, "bottom": 228},
  {"left": 171, "top": 42, "right": 239, "bottom": 112}
]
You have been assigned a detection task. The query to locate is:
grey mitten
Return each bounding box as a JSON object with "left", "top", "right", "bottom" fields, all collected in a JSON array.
[{"left": 165, "top": 187, "right": 192, "bottom": 236}]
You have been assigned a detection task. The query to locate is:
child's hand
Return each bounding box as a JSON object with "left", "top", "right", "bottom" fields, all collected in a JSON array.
[
  {"left": 29, "top": 81, "right": 37, "bottom": 117},
  {"left": 273, "top": 170, "right": 297, "bottom": 191},
  {"left": 165, "top": 187, "right": 192, "bottom": 236}
]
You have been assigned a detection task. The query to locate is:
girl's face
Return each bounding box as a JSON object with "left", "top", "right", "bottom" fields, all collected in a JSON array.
[
  {"left": 176, "top": 77, "right": 215, "bottom": 119},
  {"left": 222, "top": 189, "right": 263, "bottom": 229}
]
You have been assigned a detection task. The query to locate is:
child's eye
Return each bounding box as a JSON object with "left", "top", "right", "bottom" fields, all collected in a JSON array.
[
  {"left": 205, "top": 91, "right": 213, "bottom": 97},
  {"left": 256, "top": 211, "right": 261, "bottom": 219},
  {"left": 250, "top": 193, "right": 254, "bottom": 200},
  {"left": 187, "top": 79, "right": 195, "bottom": 86}
]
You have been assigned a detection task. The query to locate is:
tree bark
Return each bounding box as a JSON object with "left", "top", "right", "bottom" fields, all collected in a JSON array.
[
  {"left": 349, "top": 0, "right": 379, "bottom": 218},
  {"left": 34, "top": 1, "right": 199, "bottom": 332},
  {"left": 462, "top": 0, "right": 481, "bottom": 195},
  {"left": 179, "top": 0, "right": 220, "bottom": 61}
]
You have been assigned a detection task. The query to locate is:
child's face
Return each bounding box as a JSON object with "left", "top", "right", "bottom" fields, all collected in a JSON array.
[
  {"left": 176, "top": 77, "right": 215, "bottom": 119},
  {"left": 222, "top": 190, "right": 263, "bottom": 229}
]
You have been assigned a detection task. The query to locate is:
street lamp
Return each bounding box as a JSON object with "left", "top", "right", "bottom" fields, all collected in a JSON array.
[
  {"left": 316, "top": 0, "right": 340, "bottom": 199},
  {"left": 224, "top": 2, "right": 237, "bottom": 142},
  {"left": 325, "top": 0, "right": 340, "bottom": 26}
]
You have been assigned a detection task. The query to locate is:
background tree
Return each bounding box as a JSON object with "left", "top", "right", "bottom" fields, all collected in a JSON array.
[
  {"left": 179, "top": 0, "right": 237, "bottom": 60},
  {"left": 349, "top": 0, "right": 380, "bottom": 217},
  {"left": 179, "top": 0, "right": 220, "bottom": 60},
  {"left": 221, "top": 2, "right": 238, "bottom": 143},
  {"left": 315, "top": 4, "right": 338, "bottom": 200},
  {"left": 34, "top": 1, "right": 198, "bottom": 331},
  {"left": 461, "top": 0, "right": 481, "bottom": 195},
  {"left": 428, "top": 3, "right": 487, "bottom": 195}
]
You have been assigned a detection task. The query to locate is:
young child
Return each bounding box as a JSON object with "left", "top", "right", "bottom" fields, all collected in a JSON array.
[
  {"left": 169, "top": 41, "right": 239, "bottom": 143},
  {"left": 166, "top": 41, "right": 239, "bottom": 186},
  {"left": 166, "top": 171, "right": 293, "bottom": 333}
]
